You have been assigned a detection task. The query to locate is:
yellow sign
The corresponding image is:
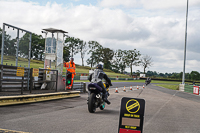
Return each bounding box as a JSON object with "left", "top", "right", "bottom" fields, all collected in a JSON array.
[
  {"left": 126, "top": 99, "right": 140, "bottom": 113},
  {"left": 16, "top": 67, "right": 24, "bottom": 77},
  {"left": 32, "top": 68, "right": 39, "bottom": 77}
]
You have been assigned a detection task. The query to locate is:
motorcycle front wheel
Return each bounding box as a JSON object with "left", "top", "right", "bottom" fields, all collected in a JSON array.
[{"left": 88, "top": 93, "right": 96, "bottom": 113}]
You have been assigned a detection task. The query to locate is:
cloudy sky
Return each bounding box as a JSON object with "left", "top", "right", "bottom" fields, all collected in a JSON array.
[{"left": 0, "top": 0, "right": 200, "bottom": 73}]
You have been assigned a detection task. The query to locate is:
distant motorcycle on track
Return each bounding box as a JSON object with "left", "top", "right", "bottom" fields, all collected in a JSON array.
[{"left": 145, "top": 77, "right": 151, "bottom": 86}]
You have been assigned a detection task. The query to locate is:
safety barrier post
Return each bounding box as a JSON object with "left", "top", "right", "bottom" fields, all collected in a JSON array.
[
  {"left": 21, "top": 76, "right": 24, "bottom": 95},
  {"left": 83, "top": 82, "right": 86, "bottom": 93},
  {"left": 55, "top": 70, "right": 58, "bottom": 92},
  {"left": 30, "top": 68, "right": 33, "bottom": 93},
  {"left": 0, "top": 65, "right": 3, "bottom": 92}
]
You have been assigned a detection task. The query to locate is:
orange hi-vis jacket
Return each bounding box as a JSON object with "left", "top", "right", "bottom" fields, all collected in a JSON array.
[{"left": 64, "top": 61, "right": 76, "bottom": 75}]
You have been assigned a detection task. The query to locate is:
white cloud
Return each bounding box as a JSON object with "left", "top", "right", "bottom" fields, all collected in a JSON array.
[
  {"left": 99, "top": 0, "right": 139, "bottom": 8},
  {"left": 0, "top": 0, "right": 200, "bottom": 73},
  {"left": 141, "top": 0, "right": 200, "bottom": 10},
  {"left": 99, "top": 0, "right": 200, "bottom": 10}
]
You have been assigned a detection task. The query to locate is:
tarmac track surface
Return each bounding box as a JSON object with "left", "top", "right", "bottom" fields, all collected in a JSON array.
[{"left": 0, "top": 83, "right": 200, "bottom": 133}]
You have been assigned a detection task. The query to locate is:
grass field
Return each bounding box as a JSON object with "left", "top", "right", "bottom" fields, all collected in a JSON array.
[{"left": 154, "top": 84, "right": 179, "bottom": 90}]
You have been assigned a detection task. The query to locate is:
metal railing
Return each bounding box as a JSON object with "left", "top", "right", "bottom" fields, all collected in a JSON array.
[
  {"left": 73, "top": 82, "right": 86, "bottom": 93},
  {"left": 0, "top": 64, "right": 30, "bottom": 94},
  {"left": 0, "top": 65, "right": 60, "bottom": 95}
]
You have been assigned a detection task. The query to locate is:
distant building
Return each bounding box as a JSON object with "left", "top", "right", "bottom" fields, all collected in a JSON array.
[{"left": 140, "top": 74, "right": 146, "bottom": 77}]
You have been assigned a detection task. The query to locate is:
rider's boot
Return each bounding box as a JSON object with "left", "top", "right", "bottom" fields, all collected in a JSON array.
[{"left": 103, "top": 92, "right": 110, "bottom": 105}]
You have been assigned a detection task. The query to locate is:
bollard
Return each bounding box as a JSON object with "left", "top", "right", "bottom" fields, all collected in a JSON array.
[
  {"left": 130, "top": 86, "right": 132, "bottom": 91},
  {"left": 115, "top": 87, "right": 119, "bottom": 93},
  {"left": 83, "top": 82, "right": 86, "bottom": 93},
  {"left": 123, "top": 86, "right": 126, "bottom": 92}
]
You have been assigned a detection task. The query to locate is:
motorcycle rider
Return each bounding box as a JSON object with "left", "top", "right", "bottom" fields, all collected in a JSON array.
[
  {"left": 146, "top": 77, "right": 151, "bottom": 85},
  {"left": 89, "top": 64, "right": 112, "bottom": 105}
]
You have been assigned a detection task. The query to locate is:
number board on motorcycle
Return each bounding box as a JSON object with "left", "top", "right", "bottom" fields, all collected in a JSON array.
[{"left": 118, "top": 97, "right": 145, "bottom": 133}]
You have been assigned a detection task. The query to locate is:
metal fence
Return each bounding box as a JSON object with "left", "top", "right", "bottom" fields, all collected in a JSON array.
[
  {"left": 0, "top": 64, "right": 87, "bottom": 95},
  {"left": 0, "top": 64, "right": 60, "bottom": 95},
  {"left": 73, "top": 82, "right": 86, "bottom": 93},
  {"left": 1, "top": 23, "right": 32, "bottom": 67},
  {"left": 0, "top": 64, "right": 30, "bottom": 95}
]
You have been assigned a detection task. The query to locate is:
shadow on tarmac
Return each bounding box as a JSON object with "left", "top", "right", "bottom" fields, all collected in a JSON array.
[{"left": 94, "top": 109, "right": 119, "bottom": 115}]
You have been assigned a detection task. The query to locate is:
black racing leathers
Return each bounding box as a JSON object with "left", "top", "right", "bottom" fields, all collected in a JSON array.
[{"left": 89, "top": 69, "right": 112, "bottom": 94}]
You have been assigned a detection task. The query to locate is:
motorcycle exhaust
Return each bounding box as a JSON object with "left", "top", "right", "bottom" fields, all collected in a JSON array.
[{"left": 96, "top": 94, "right": 101, "bottom": 98}]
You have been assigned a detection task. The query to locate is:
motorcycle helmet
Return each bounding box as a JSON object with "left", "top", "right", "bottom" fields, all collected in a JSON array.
[{"left": 96, "top": 64, "right": 103, "bottom": 70}]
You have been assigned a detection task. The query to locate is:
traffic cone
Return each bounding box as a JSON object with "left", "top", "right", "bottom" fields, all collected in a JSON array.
[
  {"left": 143, "top": 85, "right": 145, "bottom": 89},
  {"left": 123, "top": 86, "right": 126, "bottom": 92},
  {"left": 115, "top": 87, "right": 119, "bottom": 93},
  {"left": 137, "top": 85, "right": 139, "bottom": 90},
  {"left": 130, "top": 86, "right": 132, "bottom": 91}
]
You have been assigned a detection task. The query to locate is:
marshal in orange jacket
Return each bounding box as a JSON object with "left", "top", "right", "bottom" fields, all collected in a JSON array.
[{"left": 64, "top": 61, "right": 76, "bottom": 75}]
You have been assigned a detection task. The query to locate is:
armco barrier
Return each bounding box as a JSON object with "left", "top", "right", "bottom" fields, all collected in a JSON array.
[
  {"left": 0, "top": 65, "right": 60, "bottom": 95},
  {"left": 184, "top": 84, "right": 200, "bottom": 95},
  {"left": 0, "top": 65, "right": 30, "bottom": 94},
  {"left": 73, "top": 82, "right": 86, "bottom": 93},
  {"left": 184, "top": 84, "right": 193, "bottom": 93},
  {"left": 80, "top": 76, "right": 88, "bottom": 80}
]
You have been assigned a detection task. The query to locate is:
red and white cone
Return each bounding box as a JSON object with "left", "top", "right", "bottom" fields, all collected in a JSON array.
[
  {"left": 143, "top": 85, "right": 145, "bottom": 89},
  {"left": 130, "top": 86, "right": 132, "bottom": 91},
  {"left": 137, "top": 85, "right": 139, "bottom": 90},
  {"left": 115, "top": 87, "right": 119, "bottom": 93},
  {"left": 123, "top": 86, "right": 126, "bottom": 92}
]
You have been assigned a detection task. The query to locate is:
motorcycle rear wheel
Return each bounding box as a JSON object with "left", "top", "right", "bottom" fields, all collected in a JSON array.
[
  {"left": 88, "top": 93, "right": 96, "bottom": 113},
  {"left": 100, "top": 102, "right": 105, "bottom": 110}
]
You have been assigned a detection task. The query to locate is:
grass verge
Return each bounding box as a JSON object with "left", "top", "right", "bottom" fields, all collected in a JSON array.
[{"left": 154, "top": 84, "right": 179, "bottom": 90}]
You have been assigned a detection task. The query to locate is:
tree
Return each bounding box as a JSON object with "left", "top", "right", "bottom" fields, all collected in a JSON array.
[
  {"left": 112, "top": 49, "right": 127, "bottom": 73},
  {"left": 140, "top": 55, "right": 153, "bottom": 74},
  {"left": 125, "top": 49, "right": 141, "bottom": 76},
  {"left": 171, "top": 72, "right": 178, "bottom": 79},
  {"left": 190, "top": 71, "right": 200, "bottom": 81},
  {"left": 19, "top": 33, "right": 45, "bottom": 60},
  {"left": 31, "top": 34, "right": 45, "bottom": 60},
  {"left": 77, "top": 39, "right": 87, "bottom": 66},
  {"left": 178, "top": 72, "right": 183, "bottom": 79},
  {"left": 136, "top": 70, "right": 141, "bottom": 76},
  {"left": 0, "top": 28, "right": 16, "bottom": 56},
  {"left": 146, "top": 71, "right": 154, "bottom": 77},
  {"left": 102, "top": 47, "right": 114, "bottom": 69},
  {"left": 63, "top": 46, "right": 71, "bottom": 62},
  {"left": 87, "top": 41, "right": 103, "bottom": 66},
  {"left": 65, "top": 37, "right": 79, "bottom": 57},
  {"left": 159, "top": 73, "right": 165, "bottom": 77},
  {"left": 18, "top": 33, "right": 30, "bottom": 58},
  {"left": 86, "top": 52, "right": 96, "bottom": 68}
]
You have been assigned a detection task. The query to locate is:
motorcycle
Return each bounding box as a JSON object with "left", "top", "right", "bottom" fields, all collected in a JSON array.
[
  {"left": 87, "top": 82, "right": 110, "bottom": 113},
  {"left": 145, "top": 78, "right": 151, "bottom": 86}
]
